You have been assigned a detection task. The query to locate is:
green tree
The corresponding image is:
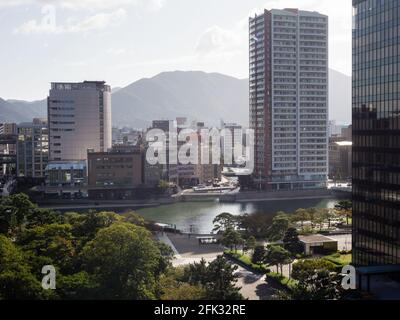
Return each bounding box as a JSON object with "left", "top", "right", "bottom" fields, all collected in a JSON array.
[
  {"left": 17, "top": 224, "right": 76, "bottom": 273},
  {"left": 156, "top": 242, "right": 175, "bottom": 276},
  {"left": 0, "top": 235, "right": 53, "bottom": 300},
  {"left": 267, "top": 214, "right": 290, "bottom": 242},
  {"left": 183, "top": 258, "right": 209, "bottom": 285},
  {"left": 161, "top": 283, "right": 207, "bottom": 300},
  {"left": 239, "top": 213, "right": 274, "bottom": 239},
  {"left": 213, "top": 212, "right": 237, "bottom": 233},
  {"left": 57, "top": 271, "right": 96, "bottom": 300},
  {"left": 0, "top": 193, "right": 36, "bottom": 235},
  {"left": 206, "top": 256, "right": 242, "bottom": 300},
  {"left": 335, "top": 200, "right": 352, "bottom": 225},
  {"left": 265, "top": 245, "right": 292, "bottom": 275},
  {"left": 121, "top": 211, "right": 146, "bottom": 227},
  {"left": 26, "top": 208, "right": 62, "bottom": 229},
  {"left": 292, "top": 209, "right": 310, "bottom": 231},
  {"left": 317, "top": 208, "right": 335, "bottom": 229},
  {"left": 290, "top": 259, "right": 342, "bottom": 300},
  {"left": 283, "top": 228, "right": 304, "bottom": 256},
  {"left": 251, "top": 245, "right": 266, "bottom": 266},
  {"left": 244, "top": 236, "right": 257, "bottom": 254},
  {"left": 221, "top": 227, "right": 243, "bottom": 252},
  {"left": 82, "top": 222, "right": 161, "bottom": 299},
  {"left": 157, "top": 267, "right": 207, "bottom": 300},
  {"left": 66, "top": 211, "right": 122, "bottom": 250},
  {"left": 183, "top": 257, "right": 243, "bottom": 300},
  {"left": 307, "top": 208, "right": 319, "bottom": 231}
]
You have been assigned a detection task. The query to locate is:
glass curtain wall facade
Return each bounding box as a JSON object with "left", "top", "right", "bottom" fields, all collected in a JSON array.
[
  {"left": 352, "top": 0, "right": 400, "bottom": 266},
  {"left": 17, "top": 119, "right": 49, "bottom": 178}
]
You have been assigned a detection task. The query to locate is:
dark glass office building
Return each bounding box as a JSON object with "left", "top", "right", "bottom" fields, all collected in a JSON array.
[{"left": 352, "top": 0, "right": 400, "bottom": 266}]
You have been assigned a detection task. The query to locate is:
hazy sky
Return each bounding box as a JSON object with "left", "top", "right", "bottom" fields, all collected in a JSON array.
[{"left": 0, "top": 0, "right": 352, "bottom": 101}]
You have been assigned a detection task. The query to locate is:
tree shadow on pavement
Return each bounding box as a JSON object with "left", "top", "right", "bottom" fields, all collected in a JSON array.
[{"left": 255, "top": 280, "right": 280, "bottom": 300}]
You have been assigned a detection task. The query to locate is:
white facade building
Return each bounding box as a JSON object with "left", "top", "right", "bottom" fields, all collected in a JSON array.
[{"left": 249, "top": 8, "right": 328, "bottom": 190}]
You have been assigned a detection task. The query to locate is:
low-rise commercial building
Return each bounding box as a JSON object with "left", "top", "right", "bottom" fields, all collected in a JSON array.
[
  {"left": 299, "top": 234, "right": 338, "bottom": 255},
  {"left": 45, "top": 160, "right": 87, "bottom": 187},
  {"left": 87, "top": 146, "right": 144, "bottom": 199}
]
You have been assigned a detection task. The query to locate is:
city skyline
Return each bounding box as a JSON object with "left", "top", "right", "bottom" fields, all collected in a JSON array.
[
  {"left": 0, "top": 0, "right": 351, "bottom": 101},
  {"left": 1, "top": 0, "right": 400, "bottom": 303}
]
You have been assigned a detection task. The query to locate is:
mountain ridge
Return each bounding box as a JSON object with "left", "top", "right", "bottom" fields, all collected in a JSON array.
[{"left": 0, "top": 69, "right": 351, "bottom": 127}]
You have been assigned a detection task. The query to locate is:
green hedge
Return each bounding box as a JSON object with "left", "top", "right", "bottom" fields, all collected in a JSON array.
[
  {"left": 224, "top": 250, "right": 270, "bottom": 274},
  {"left": 265, "top": 272, "right": 297, "bottom": 292},
  {"left": 323, "top": 253, "right": 352, "bottom": 266},
  {"left": 224, "top": 251, "right": 297, "bottom": 292}
]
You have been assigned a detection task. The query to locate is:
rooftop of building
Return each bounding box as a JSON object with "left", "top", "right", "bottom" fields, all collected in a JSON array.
[
  {"left": 299, "top": 234, "right": 337, "bottom": 244},
  {"left": 18, "top": 118, "right": 48, "bottom": 127},
  {"left": 50, "top": 81, "right": 111, "bottom": 92},
  {"left": 250, "top": 8, "right": 327, "bottom": 20},
  {"left": 87, "top": 145, "right": 142, "bottom": 156}
]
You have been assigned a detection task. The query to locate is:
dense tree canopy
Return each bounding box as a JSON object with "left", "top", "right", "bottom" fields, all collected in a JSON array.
[
  {"left": 183, "top": 257, "right": 243, "bottom": 300},
  {"left": 17, "top": 224, "right": 76, "bottom": 274},
  {"left": 0, "top": 193, "right": 244, "bottom": 301},
  {"left": 0, "top": 193, "right": 36, "bottom": 235},
  {"left": 288, "top": 259, "right": 343, "bottom": 300},
  {"left": 82, "top": 222, "right": 161, "bottom": 299},
  {"left": 157, "top": 268, "right": 207, "bottom": 300},
  {"left": 0, "top": 235, "right": 53, "bottom": 300},
  {"left": 0, "top": 192, "right": 349, "bottom": 301},
  {"left": 0, "top": 194, "right": 181, "bottom": 300}
]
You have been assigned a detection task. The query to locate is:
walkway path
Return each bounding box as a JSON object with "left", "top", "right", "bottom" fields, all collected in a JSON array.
[
  {"left": 160, "top": 232, "right": 283, "bottom": 299},
  {"left": 234, "top": 265, "right": 280, "bottom": 300},
  {"left": 163, "top": 232, "right": 224, "bottom": 267}
]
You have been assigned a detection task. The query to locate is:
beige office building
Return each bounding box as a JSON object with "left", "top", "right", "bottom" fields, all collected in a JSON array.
[{"left": 48, "top": 81, "right": 112, "bottom": 162}]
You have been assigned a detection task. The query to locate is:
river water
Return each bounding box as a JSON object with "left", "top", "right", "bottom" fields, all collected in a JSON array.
[{"left": 135, "top": 198, "right": 341, "bottom": 234}]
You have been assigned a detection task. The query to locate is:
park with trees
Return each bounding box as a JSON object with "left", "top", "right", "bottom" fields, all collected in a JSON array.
[
  {"left": 214, "top": 201, "right": 353, "bottom": 300},
  {"left": 0, "top": 193, "right": 242, "bottom": 300},
  {"left": 0, "top": 192, "right": 353, "bottom": 300}
]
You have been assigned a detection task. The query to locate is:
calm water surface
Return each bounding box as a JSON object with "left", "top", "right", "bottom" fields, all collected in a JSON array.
[{"left": 135, "top": 198, "right": 341, "bottom": 234}]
